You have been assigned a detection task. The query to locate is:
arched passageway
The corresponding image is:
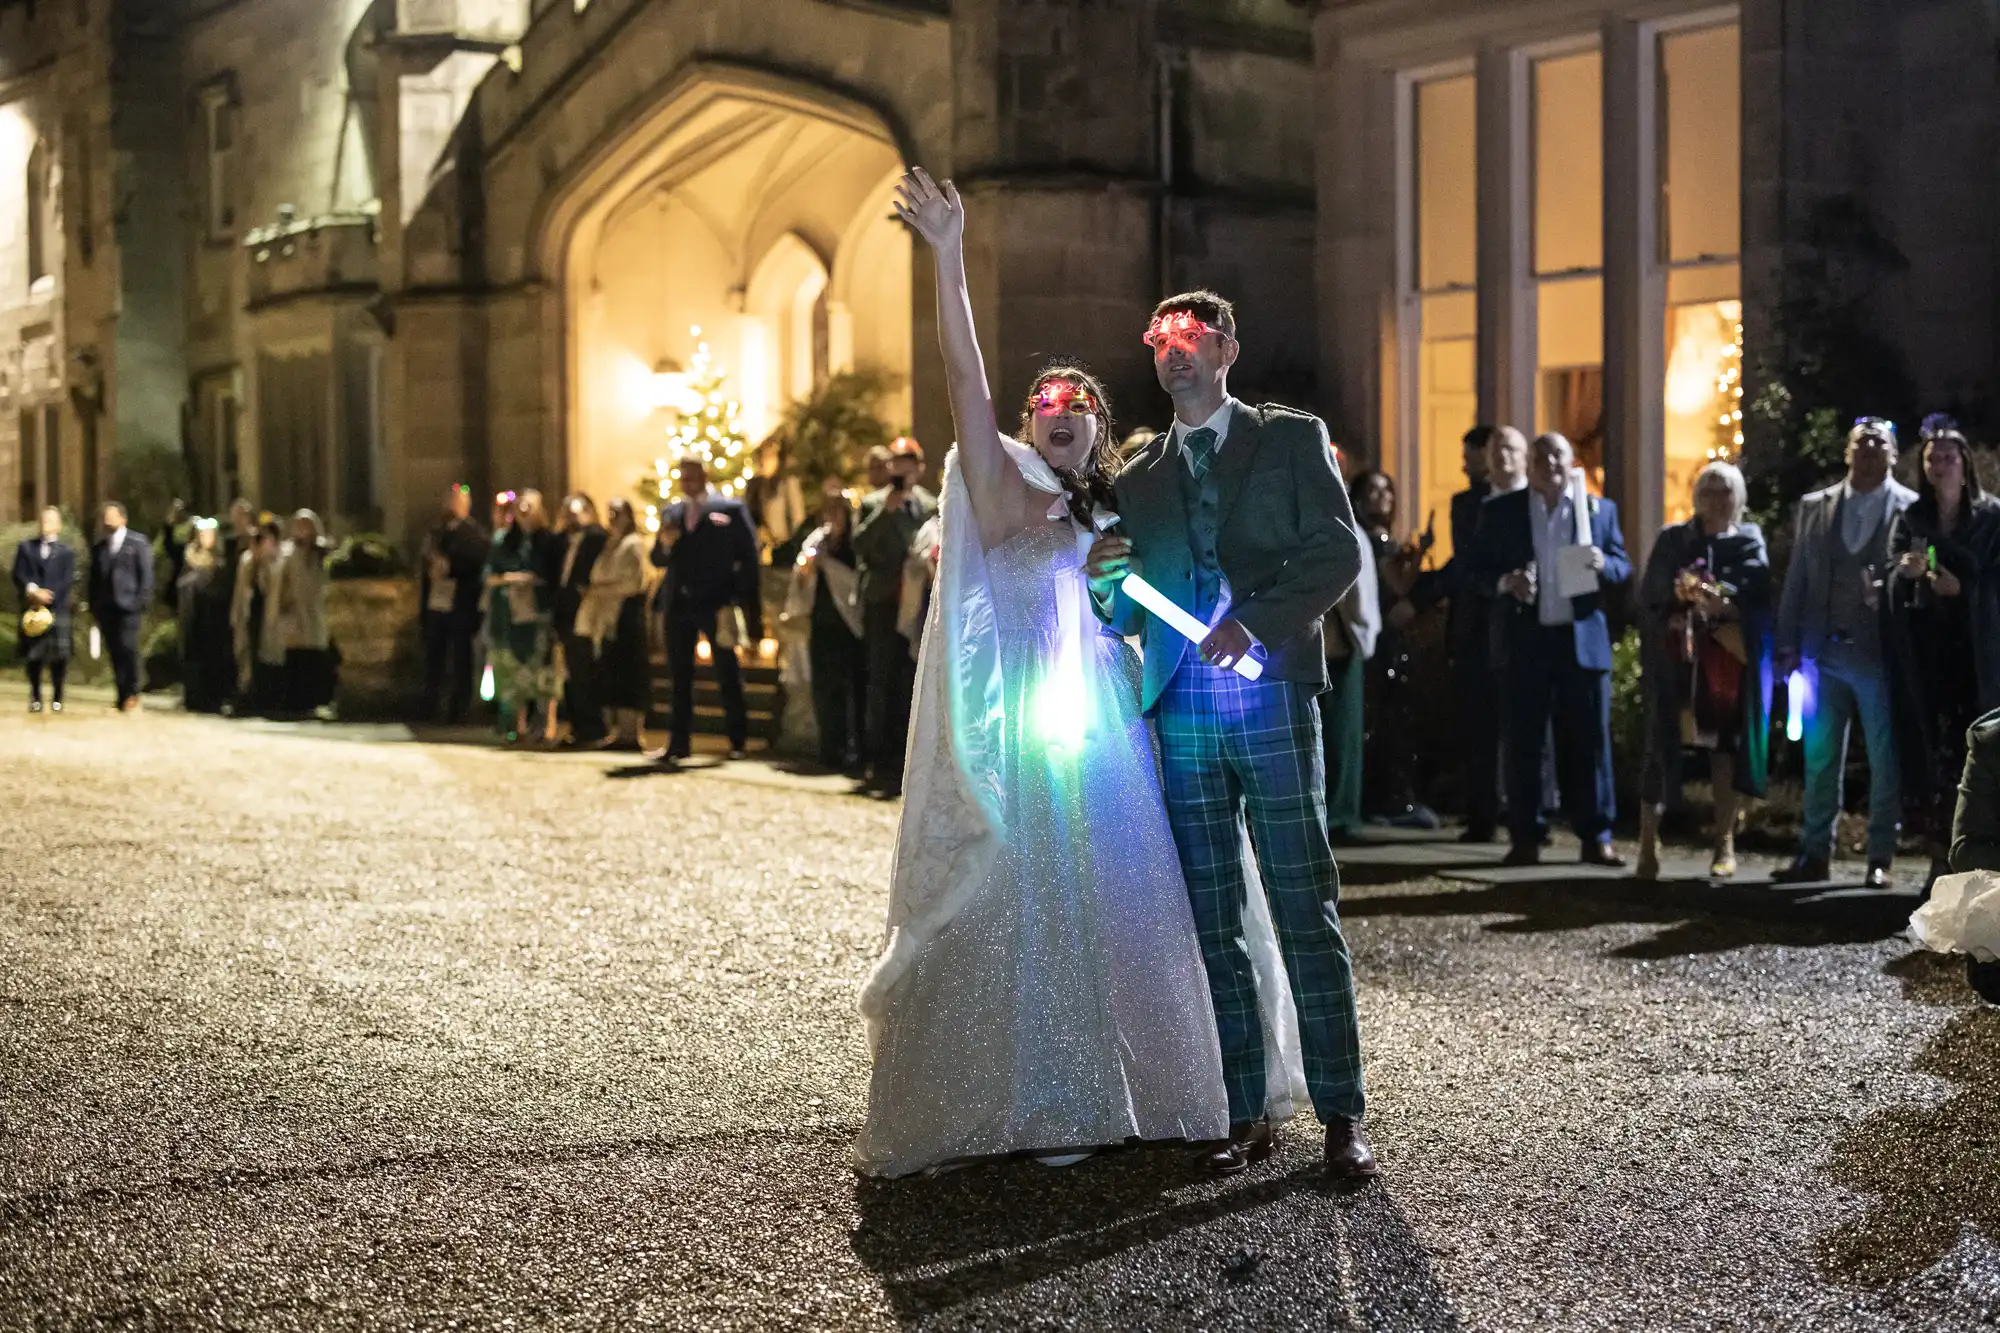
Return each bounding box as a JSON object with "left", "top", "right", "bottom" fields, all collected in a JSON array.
[{"left": 559, "top": 76, "right": 911, "bottom": 508}]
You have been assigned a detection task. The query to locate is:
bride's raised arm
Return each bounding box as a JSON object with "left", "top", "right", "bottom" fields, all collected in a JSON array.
[{"left": 893, "top": 169, "right": 1010, "bottom": 511}]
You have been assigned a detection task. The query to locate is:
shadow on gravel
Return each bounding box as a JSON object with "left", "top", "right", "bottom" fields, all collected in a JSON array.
[
  {"left": 1341, "top": 878, "right": 1912, "bottom": 958},
  {"left": 850, "top": 1148, "right": 1461, "bottom": 1328},
  {"left": 1815, "top": 952, "right": 2000, "bottom": 1287}
]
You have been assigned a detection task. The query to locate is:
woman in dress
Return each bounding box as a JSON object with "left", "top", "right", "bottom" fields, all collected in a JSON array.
[
  {"left": 1888, "top": 415, "right": 2000, "bottom": 885},
  {"left": 277, "top": 509, "right": 337, "bottom": 719},
  {"left": 177, "top": 518, "right": 234, "bottom": 713},
  {"left": 229, "top": 517, "right": 288, "bottom": 714},
  {"left": 12, "top": 505, "right": 75, "bottom": 713},
  {"left": 484, "top": 491, "right": 557, "bottom": 744},
  {"left": 1635, "top": 462, "right": 1771, "bottom": 881},
  {"left": 580, "top": 496, "right": 651, "bottom": 751},
  {"left": 857, "top": 168, "right": 1302, "bottom": 1178},
  {"left": 1347, "top": 470, "right": 1437, "bottom": 830}
]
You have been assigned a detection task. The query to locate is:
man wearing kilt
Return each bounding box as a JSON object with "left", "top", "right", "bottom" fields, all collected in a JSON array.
[{"left": 1086, "top": 290, "right": 1376, "bottom": 1180}]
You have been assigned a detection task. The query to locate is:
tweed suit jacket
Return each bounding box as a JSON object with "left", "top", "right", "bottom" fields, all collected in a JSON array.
[
  {"left": 1775, "top": 478, "right": 1917, "bottom": 661},
  {"left": 1094, "top": 400, "right": 1364, "bottom": 713}
]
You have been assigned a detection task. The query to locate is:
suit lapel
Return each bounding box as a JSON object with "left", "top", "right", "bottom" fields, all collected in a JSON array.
[{"left": 1213, "top": 401, "right": 1266, "bottom": 533}]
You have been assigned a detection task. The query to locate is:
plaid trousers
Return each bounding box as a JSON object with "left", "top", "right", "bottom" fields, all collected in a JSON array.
[{"left": 1155, "top": 661, "right": 1366, "bottom": 1125}]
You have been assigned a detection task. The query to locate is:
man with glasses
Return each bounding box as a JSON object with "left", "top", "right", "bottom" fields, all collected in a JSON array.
[{"left": 1773, "top": 418, "right": 1918, "bottom": 888}]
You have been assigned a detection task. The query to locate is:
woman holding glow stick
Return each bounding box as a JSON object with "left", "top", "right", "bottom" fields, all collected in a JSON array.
[{"left": 856, "top": 168, "right": 1304, "bottom": 1178}]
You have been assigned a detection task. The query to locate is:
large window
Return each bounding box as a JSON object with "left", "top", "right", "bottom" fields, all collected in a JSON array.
[
  {"left": 1659, "top": 23, "right": 1743, "bottom": 524},
  {"left": 1412, "top": 73, "right": 1477, "bottom": 556},
  {"left": 1533, "top": 49, "right": 1604, "bottom": 489},
  {"left": 25, "top": 138, "right": 48, "bottom": 292},
  {"left": 200, "top": 83, "right": 238, "bottom": 243}
]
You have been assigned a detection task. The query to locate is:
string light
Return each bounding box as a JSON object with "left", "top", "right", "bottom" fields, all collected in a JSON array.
[
  {"left": 1706, "top": 319, "right": 1745, "bottom": 463},
  {"left": 638, "top": 325, "right": 757, "bottom": 509}
]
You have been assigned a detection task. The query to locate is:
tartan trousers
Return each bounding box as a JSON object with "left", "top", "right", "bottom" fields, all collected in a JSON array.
[{"left": 1155, "top": 661, "right": 1366, "bottom": 1125}]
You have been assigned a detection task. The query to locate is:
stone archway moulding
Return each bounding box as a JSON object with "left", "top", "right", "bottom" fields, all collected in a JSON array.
[{"left": 530, "top": 60, "right": 912, "bottom": 287}]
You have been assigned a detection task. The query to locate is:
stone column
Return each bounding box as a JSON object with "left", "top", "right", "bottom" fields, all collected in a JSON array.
[
  {"left": 1314, "top": 40, "right": 1395, "bottom": 464},
  {"left": 1476, "top": 42, "right": 1535, "bottom": 435},
  {"left": 949, "top": 0, "right": 1162, "bottom": 427},
  {"left": 1601, "top": 15, "right": 1665, "bottom": 564}
]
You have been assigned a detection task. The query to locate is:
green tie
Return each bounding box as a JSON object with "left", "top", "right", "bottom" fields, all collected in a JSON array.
[{"left": 1184, "top": 427, "right": 1218, "bottom": 484}]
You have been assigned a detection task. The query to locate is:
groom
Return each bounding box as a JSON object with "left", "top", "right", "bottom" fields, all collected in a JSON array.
[{"left": 1086, "top": 290, "right": 1376, "bottom": 1179}]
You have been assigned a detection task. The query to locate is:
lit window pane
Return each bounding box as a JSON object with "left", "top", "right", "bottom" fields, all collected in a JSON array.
[
  {"left": 1537, "top": 276, "right": 1605, "bottom": 487},
  {"left": 1419, "top": 291, "right": 1477, "bottom": 558},
  {"left": 1534, "top": 50, "right": 1602, "bottom": 276},
  {"left": 1661, "top": 25, "right": 1740, "bottom": 265},
  {"left": 1663, "top": 299, "right": 1744, "bottom": 524},
  {"left": 1416, "top": 76, "right": 1476, "bottom": 293},
  {"left": 1412, "top": 74, "right": 1477, "bottom": 558}
]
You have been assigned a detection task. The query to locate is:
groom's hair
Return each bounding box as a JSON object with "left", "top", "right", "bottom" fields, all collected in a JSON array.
[{"left": 1151, "top": 289, "right": 1237, "bottom": 340}]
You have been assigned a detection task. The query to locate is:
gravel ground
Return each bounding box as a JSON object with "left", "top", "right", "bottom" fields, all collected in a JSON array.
[{"left": 2, "top": 702, "right": 1997, "bottom": 1331}]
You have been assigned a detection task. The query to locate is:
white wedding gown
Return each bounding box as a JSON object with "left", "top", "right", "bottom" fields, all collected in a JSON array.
[{"left": 855, "top": 440, "right": 1307, "bottom": 1178}]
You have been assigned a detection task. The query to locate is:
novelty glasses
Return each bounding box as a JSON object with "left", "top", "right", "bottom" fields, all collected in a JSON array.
[
  {"left": 1033, "top": 381, "right": 1101, "bottom": 417},
  {"left": 1143, "top": 311, "right": 1226, "bottom": 353}
]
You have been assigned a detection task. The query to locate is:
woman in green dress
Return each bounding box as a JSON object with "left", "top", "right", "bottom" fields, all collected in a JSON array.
[{"left": 483, "top": 490, "right": 558, "bottom": 742}]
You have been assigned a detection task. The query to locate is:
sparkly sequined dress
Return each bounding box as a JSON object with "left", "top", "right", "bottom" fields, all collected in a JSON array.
[{"left": 856, "top": 517, "right": 1233, "bottom": 1176}]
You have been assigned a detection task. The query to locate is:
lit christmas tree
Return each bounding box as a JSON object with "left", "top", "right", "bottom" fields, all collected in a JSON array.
[
  {"left": 637, "top": 326, "right": 755, "bottom": 531},
  {"left": 1710, "top": 313, "right": 1745, "bottom": 463}
]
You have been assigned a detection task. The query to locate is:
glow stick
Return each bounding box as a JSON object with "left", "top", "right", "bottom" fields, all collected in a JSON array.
[
  {"left": 480, "top": 663, "right": 496, "bottom": 703},
  {"left": 1786, "top": 669, "right": 1807, "bottom": 743},
  {"left": 1121, "top": 572, "right": 1263, "bottom": 680}
]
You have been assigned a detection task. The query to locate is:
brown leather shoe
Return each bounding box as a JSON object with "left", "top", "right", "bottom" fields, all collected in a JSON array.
[
  {"left": 1202, "top": 1117, "right": 1273, "bottom": 1177},
  {"left": 1324, "top": 1118, "right": 1378, "bottom": 1179}
]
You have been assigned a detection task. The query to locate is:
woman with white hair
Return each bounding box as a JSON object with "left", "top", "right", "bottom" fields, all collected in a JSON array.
[{"left": 1636, "top": 461, "right": 1772, "bottom": 880}]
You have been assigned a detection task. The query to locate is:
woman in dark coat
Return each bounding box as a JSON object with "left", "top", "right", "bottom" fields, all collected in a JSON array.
[
  {"left": 1348, "top": 469, "right": 1439, "bottom": 829},
  {"left": 12, "top": 505, "right": 75, "bottom": 713},
  {"left": 1637, "top": 462, "right": 1771, "bottom": 881},
  {"left": 580, "top": 497, "right": 651, "bottom": 750},
  {"left": 1888, "top": 415, "right": 2000, "bottom": 884},
  {"left": 176, "top": 518, "right": 235, "bottom": 713}
]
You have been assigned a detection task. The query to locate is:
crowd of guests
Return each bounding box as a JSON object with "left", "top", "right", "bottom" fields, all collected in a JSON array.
[
  {"left": 18, "top": 412, "right": 1994, "bottom": 883},
  {"left": 1362, "top": 412, "right": 1997, "bottom": 889},
  {"left": 10, "top": 498, "right": 336, "bottom": 719}
]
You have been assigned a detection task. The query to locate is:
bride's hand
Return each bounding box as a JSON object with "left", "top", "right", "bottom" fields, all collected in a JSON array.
[{"left": 892, "top": 168, "right": 963, "bottom": 252}]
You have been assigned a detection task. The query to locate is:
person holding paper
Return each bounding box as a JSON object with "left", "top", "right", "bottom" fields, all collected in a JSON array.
[
  {"left": 1084, "top": 289, "right": 1378, "bottom": 1181},
  {"left": 1468, "top": 432, "right": 1633, "bottom": 867}
]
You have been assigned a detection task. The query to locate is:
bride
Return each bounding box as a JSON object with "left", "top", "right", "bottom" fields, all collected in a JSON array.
[{"left": 856, "top": 168, "right": 1304, "bottom": 1177}]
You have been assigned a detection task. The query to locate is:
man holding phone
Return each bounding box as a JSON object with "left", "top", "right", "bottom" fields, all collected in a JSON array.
[{"left": 853, "top": 436, "right": 936, "bottom": 797}]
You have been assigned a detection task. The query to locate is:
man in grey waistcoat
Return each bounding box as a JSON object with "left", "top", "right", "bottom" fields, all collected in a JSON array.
[
  {"left": 1085, "top": 290, "right": 1376, "bottom": 1181},
  {"left": 1773, "top": 417, "right": 1917, "bottom": 888}
]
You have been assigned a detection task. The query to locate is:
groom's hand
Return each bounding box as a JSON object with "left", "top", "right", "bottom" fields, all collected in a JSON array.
[
  {"left": 1085, "top": 534, "right": 1135, "bottom": 595},
  {"left": 1199, "top": 619, "right": 1256, "bottom": 670}
]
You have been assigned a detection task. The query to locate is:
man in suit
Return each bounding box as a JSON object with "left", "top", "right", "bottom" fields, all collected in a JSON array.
[
  {"left": 553, "top": 493, "right": 609, "bottom": 745},
  {"left": 852, "top": 436, "right": 937, "bottom": 797},
  {"left": 1433, "top": 425, "right": 1501, "bottom": 841},
  {"left": 1468, "top": 432, "right": 1632, "bottom": 868},
  {"left": 417, "top": 484, "right": 490, "bottom": 725},
  {"left": 1086, "top": 289, "right": 1375, "bottom": 1181},
  {"left": 650, "top": 457, "right": 761, "bottom": 761},
  {"left": 1772, "top": 418, "right": 1917, "bottom": 887},
  {"left": 89, "top": 501, "right": 155, "bottom": 711}
]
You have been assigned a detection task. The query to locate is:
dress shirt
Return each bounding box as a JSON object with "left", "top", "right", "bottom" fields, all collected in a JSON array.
[
  {"left": 1169, "top": 396, "right": 1240, "bottom": 462},
  {"left": 1840, "top": 480, "right": 1891, "bottom": 555},
  {"left": 1529, "top": 488, "right": 1577, "bottom": 627},
  {"left": 108, "top": 527, "right": 126, "bottom": 555},
  {"left": 682, "top": 493, "right": 707, "bottom": 534}
]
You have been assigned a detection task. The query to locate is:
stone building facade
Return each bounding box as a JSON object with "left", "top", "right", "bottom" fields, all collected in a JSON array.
[
  {"left": 1, "top": 0, "right": 1994, "bottom": 567},
  {"left": 1, "top": 0, "right": 1320, "bottom": 547}
]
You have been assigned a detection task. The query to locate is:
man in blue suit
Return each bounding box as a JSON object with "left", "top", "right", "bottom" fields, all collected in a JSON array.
[
  {"left": 89, "top": 501, "right": 155, "bottom": 711},
  {"left": 650, "top": 456, "right": 762, "bottom": 761},
  {"left": 1469, "top": 433, "right": 1632, "bottom": 866}
]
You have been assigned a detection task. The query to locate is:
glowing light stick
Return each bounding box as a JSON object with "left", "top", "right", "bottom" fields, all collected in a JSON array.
[
  {"left": 480, "top": 663, "right": 496, "bottom": 704},
  {"left": 1786, "top": 669, "right": 1807, "bottom": 743},
  {"left": 1121, "top": 571, "right": 1263, "bottom": 680}
]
